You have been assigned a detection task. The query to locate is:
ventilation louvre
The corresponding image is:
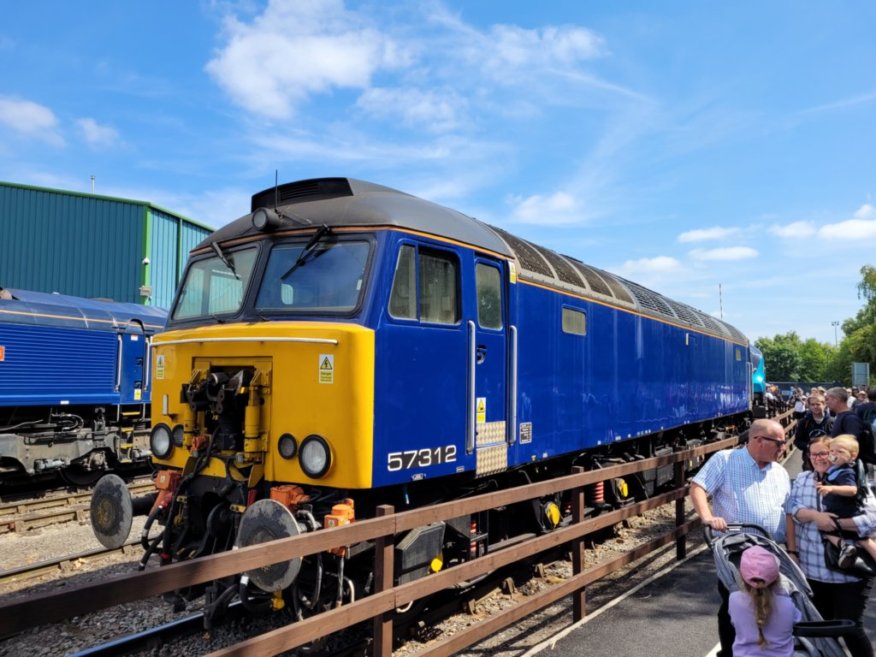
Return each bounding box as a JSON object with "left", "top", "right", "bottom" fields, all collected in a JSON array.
[{"left": 251, "top": 178, "right": 353, "bottom": 212}]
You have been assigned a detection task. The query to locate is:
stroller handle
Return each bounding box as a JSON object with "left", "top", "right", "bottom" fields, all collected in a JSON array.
[
  {"left": 703, "top": 522, "right": 771, "bottom": 547},
  {"left": 793, "top": 619, "right": 856, "bottom": 638}
]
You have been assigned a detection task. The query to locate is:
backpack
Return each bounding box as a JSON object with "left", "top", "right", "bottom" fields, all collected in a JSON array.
[{"left": 854, "top": 403, "right": 876, "bottom": 465}]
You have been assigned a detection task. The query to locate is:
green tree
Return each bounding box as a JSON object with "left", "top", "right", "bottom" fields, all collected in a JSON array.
[
  {"left": 756, "top": 333, "right": 802, "bottom": 381},
  {"left": 838, "top": 265, "right": 876, "bottom": 384}
]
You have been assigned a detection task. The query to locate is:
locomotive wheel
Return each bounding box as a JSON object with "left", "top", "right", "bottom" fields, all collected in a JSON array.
[{"left": 91, "top": 474, "right": 134, "bottom": 549}]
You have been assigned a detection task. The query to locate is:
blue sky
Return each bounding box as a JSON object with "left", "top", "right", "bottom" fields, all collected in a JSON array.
[{"left": 1, "top": 1, "right": 874, "bottom": 344}]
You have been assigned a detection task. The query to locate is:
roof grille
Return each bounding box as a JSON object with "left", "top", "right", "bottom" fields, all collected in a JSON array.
[
  {"left": 489, "top": 226, "right": 553, "bottom": 277},
  {"left": 666, "top": 299, "right": 705, "bottom": 327},
  {"left": 570, "top": 261, "right": 613, "bottom": 297},
  {"left": 251, "top": 178, "right": 353, "bottom": 211},
  {"left": 593, "top": 268, "right": 634, "bottom": 304},
  {"left": 621, "top": 279, "right": 678, "bottom": 318},
  {"left": 534, "top": 247, "right": 585, "bottom": 287}
]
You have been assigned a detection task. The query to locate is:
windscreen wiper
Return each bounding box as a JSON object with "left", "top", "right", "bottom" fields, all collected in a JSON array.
[
  {"left": 280, "top": 225, "right": 333, "bottom": 280},
  {"left": 211, "top": 242, "right": 239, "bottom": 280}
]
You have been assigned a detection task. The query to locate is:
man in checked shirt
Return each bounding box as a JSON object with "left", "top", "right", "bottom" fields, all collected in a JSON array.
[{"left": 690, "top": 418, "right": 791, "bottom": 657}]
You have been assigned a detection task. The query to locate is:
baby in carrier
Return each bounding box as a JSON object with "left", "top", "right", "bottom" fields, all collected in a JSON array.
[{"left": 816, "top": 434, "right": 876, "bottom": 568}]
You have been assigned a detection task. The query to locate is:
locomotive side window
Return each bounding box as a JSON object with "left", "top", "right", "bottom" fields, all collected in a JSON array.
[
  {"left": 562, "top": 307, "right": 587, "bottom": 335},
  {"left": 476, "top": 263, "right": 502, "bottom": 329},
  {"left": 419, "top": 249, "right": 459, "bottom": 324},
  {"left": 173, "top": 248, "right": 257, "bottom": 320},
  {"left": 388, "top": 245, "right": 416, "bottom": 319},
  {"left": 388, "top": 245, "right": 459, "bottom": 324}
]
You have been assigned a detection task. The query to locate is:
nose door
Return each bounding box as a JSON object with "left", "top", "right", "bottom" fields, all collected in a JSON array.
[{"left": 467, "top": 259, "right": 509, "bottom": 475}]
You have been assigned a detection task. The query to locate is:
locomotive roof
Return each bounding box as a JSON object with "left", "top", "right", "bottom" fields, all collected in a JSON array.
[
  {"left": 197, "top": 177, "right": 746, "bottom": 343},
  {"left": 0, "top": 288, "right": 167, "bottom": 333}
]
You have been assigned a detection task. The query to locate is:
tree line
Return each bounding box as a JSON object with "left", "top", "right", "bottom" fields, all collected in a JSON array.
[{"left": 755, "top": 265, "right": 876, "bottom": 385}]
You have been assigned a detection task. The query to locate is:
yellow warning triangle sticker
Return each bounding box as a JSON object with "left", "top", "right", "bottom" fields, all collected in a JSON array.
[{"left": 320, "top": 357, "right": 333, "bottom": 370}]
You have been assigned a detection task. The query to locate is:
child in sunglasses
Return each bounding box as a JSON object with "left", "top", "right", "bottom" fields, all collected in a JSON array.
[{"left": 816, "top": 434, "right": 876, "bottom": 568}]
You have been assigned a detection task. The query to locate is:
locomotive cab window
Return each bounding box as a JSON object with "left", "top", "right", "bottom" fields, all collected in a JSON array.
[
  {"left": 388, "top": 245, "right": 460, "bottom": 324},
  {"left": 562, "top": 307, "right": 587, "bottom": 336},
  {"left": 256, "top": 240, "right": 371, "bottom": 313},
  {"left": 173, "top": 248, "right": 257, "bottom": 320},
  {"left": 476, "top": 263, "right": 502, "bottom": 329}
]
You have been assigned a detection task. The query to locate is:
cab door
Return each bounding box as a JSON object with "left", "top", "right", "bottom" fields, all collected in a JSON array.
[{"left": 467, "top": 258, "right": 509, "bottom": 475}]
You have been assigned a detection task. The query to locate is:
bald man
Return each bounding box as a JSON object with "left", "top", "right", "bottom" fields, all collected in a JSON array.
[{"left": 690, "top": 419, "right": 791, "bottom": 657}]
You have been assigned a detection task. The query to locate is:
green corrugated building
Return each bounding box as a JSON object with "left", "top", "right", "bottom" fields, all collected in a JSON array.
[{"left": 0, "top": 181, "right": 213, "bottom": 310}]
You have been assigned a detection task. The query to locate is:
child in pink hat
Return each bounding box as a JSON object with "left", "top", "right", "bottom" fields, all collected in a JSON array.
[{"left": 728, "top": 546, "right": 801, "bottom": 656}]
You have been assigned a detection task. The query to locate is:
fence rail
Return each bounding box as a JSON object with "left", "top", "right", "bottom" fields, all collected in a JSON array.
[{"left": 0, "top": 409, "right": 795, "bottom": 657}]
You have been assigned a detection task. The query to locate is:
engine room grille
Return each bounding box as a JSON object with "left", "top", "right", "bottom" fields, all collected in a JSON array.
[
  {"left": 570, "top": 261, "right": 613, "bottom": 298},
  {"left": 488, "top": 226, "right": 553, "bottom": 278},
  {"left": 534, "top": 247, "right": 586, "bottom": 288}
]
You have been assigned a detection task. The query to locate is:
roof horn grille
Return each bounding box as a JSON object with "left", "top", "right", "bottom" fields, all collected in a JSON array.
[{"left": 251, "top": 178, "right": 353, "bottom": 211}]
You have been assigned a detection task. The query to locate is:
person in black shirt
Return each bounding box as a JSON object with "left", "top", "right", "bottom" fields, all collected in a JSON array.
[
  {"left": 794, "top": 394, "right": 832, "bottom": 470},
  {"left": 826, "top": 387, "right": 865, "bottom": 439}
]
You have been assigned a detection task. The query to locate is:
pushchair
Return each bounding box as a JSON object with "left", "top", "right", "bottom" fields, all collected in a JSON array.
[{"left": 704, "top": 524, "right": 855, "bottom": 657}]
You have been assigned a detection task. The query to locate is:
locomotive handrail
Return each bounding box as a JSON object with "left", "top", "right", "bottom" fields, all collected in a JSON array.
[{"left": 0, "top": 411, "right": 795, "bottom": 652}]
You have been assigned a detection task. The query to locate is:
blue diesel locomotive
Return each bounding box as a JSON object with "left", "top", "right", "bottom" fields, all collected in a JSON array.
[
  {"left": 93, "top": 178, "right": 752, "bottom": 617},
  {"left": 0, "top": 288, "right": 166, "bottom": 485}
]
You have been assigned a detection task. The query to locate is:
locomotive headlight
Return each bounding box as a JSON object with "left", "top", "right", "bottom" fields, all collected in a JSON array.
[
  {"left": 299, "top": 435, "right": 331, "bottom": 478},
  {"left": 150, "top": 423, "right": 174, "bottom": 459},
  {"left": 278, "top": 433, "right": 298, "bottom": 459}
]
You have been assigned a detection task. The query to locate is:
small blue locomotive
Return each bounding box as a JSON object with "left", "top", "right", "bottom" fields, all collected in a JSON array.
[
  {"left": 94, "top": 178, "right": 753, "bottom": 617},
  {"left": 0, "top": 288, "right": 166, "bottom": 485}
]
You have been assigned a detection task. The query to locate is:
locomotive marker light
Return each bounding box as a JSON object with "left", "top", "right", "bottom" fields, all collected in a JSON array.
[
  {"left": 300, "top": 434, "right": 332, "bottom": 478},
  {"left": 150, "top": 423, "right": 174, "bottom": 459},
  {"left": 278, "top": 433, "right": 298, "bottom": 459}
]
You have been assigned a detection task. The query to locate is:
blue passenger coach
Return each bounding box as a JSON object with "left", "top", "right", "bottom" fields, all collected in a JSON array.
[
  {"left": 0, "top": 288, "right": 166, "bottom": 484},
  {"left": 99, "top": 178, "right": 751, "bottom": 619}
]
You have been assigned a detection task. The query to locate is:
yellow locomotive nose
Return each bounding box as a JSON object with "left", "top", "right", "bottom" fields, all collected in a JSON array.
[{"left": 149, "top": 321, "right": 375, "bottom": 490}]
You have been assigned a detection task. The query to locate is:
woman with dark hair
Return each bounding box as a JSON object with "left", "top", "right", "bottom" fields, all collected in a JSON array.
[{"left": 785, "top": 435, "right": 875, "bottom": 656}]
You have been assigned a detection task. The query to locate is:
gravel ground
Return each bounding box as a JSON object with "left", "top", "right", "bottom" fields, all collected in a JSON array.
[{"left": 0, "top": 501, "right": 702, "bottom": 657}]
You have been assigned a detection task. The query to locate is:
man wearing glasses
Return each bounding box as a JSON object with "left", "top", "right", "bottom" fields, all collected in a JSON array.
[{"left": 690, "top": 418, "right": 790, "bottom": 657}]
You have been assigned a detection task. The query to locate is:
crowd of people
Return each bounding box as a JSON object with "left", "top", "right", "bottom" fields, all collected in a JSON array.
[{"left": 692, "top": 386, "right": 876, "bottom": 657}]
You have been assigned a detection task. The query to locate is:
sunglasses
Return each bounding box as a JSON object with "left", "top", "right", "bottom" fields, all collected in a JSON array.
[{"left": 754, "top": 435, "right": 787, "bottom": 447}]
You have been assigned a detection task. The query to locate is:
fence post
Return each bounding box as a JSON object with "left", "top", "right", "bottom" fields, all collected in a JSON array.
[
  {"left": 571, "top": 466, "right": 587, "bottom": 621},
  {"left": 373, "top": 504, "right": 395, "bottom": 657},
  {"left": 674, "top": 457, "right": 687, "bottom": 560}
]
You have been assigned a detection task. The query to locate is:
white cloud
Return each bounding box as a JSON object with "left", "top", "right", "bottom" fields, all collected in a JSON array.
[
  {"left": 0, "top": 96, "right": 63, "bottom": 145},
  {"left": 508, "top": 191, "right": 581, "bottom": 225},
  {"left": 689, "top": 246, "right": 758, "bottom": 261},
  {"left": 677, "top": 226, "right": 739, "bottom": 243},
  {"left": 206, "top": 0, "right": 403, "bottom": 119},
  {"left": 768, "top": 220, "right": 816, "bottom": 239},
  {"left": 480, "top": 24, "right": 605, "bottom": 74},
  {"left": 818, "top": 218, "right": 876, "bottom": 240},
  {"left": 620, "top": 256, "right": 683, "bottom": 274},
  {"left": 76, "top": 118, "right": 119, "bottom": 148},
  {"left": 356, "top": 87, "right": 467, "bottom": 133},
  {"left": 854, "top": 203, "right": 874, "bottom": 219}
]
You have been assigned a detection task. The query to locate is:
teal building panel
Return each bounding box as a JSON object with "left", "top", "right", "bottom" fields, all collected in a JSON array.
[
  {"left": 0, "top": 183, "right": 144, "bottom": 303},
  {"left": 0, "top": 182, "right": 213, "bottom": 307}
]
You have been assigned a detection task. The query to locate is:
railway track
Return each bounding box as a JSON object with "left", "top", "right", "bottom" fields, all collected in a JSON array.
[
  {"left": 0, "top": 478, "right": 154, "bottom": 534},
  {"left": 0, "top": 539, "right": 141, "bottom": 587}
]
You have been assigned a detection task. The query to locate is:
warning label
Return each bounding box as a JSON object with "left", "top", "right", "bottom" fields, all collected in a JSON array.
[
  {"left": 476, "top": 397, "right": 486, "bottom": 424},
  {"left": 156, "top": 354, "right": 165, "bottom": 380},
  {"left": 319, "top": 354, "right": 335, "bottom": 384},
  {"left": 0, "top": 346, "right": 4, "bottom": 362}
]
